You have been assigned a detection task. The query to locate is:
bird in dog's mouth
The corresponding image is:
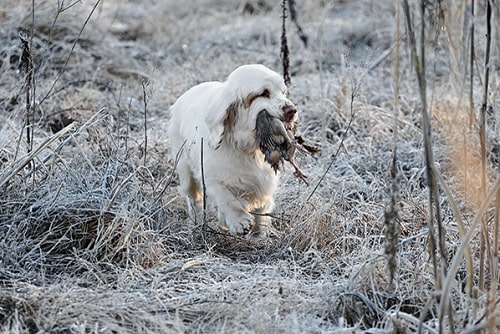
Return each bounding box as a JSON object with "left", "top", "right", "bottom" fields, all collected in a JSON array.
[{"left": 255, "top": 110, "right": 319, "bottom": 185}]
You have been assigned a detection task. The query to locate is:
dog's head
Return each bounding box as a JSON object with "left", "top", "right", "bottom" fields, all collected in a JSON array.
[{"left": 205, "top": 64, "right": 297, "bottom": 152}]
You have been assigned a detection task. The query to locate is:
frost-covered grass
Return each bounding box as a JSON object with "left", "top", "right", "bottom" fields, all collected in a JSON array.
[{"left": 0, "top": 1, "right": 498, "bottom": 333}]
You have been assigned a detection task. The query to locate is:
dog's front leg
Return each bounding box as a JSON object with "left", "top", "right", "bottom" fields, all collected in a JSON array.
[{"left": 207, "top": 184, "right": 254, "bottom": 235}]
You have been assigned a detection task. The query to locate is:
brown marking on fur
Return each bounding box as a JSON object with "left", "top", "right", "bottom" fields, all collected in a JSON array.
[
  {"left": 244, "top": 89, "right": 270, "bottom": 109},
  {"left": 244, "top": 93, "right": 258, "bottom": 109},
  {"left": 188, "top": 176, "right": 203, "bottom": 204},
  {"left": 223, "top": 100, "right": 239, "bottom": 132}
]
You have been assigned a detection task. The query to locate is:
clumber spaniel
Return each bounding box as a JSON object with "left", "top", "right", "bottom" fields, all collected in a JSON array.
[{"left": 168, "top": 64, "right": 297, "bottom": 236}]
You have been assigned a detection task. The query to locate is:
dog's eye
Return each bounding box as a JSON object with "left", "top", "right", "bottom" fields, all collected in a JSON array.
[{"left": 259, "top": 89, "right": 271, "bottom": 98}]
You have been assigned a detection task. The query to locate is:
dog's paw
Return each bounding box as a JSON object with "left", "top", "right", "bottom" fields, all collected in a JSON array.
[{"left": 223, "top": 212, "right": 254, "bottom": 235}]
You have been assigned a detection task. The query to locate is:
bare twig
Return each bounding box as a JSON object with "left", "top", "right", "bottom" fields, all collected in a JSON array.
[
  {"left": 151, "top": 146, "right": 186, "bottom": 210},
  {"left": 306, "top": 76, "right": 360, "bottom": 203},
  {"left": 59, "top": 0, "right": 82, "bottom": 12},
  {"left": 39, "top": 0, "right": 102, "bottom": 105},
  {"left": 288, "top": 0, "right": 308, "bottom": 46}
]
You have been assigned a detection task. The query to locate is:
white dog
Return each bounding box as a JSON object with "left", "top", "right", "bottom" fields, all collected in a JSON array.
[{"left": 168, "top": 64, "right": 297, "bottom": 235}]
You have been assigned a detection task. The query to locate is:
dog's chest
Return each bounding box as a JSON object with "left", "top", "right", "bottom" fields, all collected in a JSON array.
[{"left": 237, "top": 154, "right": 278, "bottom": 198}]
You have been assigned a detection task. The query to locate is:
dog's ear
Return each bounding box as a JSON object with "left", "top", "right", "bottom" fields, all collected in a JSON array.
[{"left": 205, "top": 100, "right": 239, "bottom": 150}]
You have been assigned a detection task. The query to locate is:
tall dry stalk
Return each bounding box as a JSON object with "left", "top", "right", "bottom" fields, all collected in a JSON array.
[
  {"left": 469, "top": 0, "right": 475, "bottom": 129},
  {"left": 401, "top": 0, "right": 437, "bottom": 286},
  {"left": 281, "top": 0, "right": 291, "bottom": 87},
  {"left": 480, "top": 3, "right": 495, "bottom": 333},
  {"left": 478, "top": 0, "right": 492, "bottom": 294},
  {"left": 401, "top": 0, "right": 453, "bottom": 332},
  {"left": 491, "top": 183, "right": 499, "bottom": 334},
  {"left": 384, "top": 0, "right": 401, "bottom": 286}
]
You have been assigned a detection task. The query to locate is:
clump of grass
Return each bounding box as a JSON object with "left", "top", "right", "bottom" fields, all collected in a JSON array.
[{"left": 0, "top": 111, "right": 173, "bottom": 278}]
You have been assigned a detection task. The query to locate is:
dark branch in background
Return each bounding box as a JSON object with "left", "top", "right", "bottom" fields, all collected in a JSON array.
[
  {"left": 18, "top": 33, "right": 34, "bottom": 179},
  {"left": 280, "top": 0, "right": 291, "bottom": 87},
  {"left": 280, "top": 0, "right": 308, "bottom": 87},
  {"left": 288, "top": 0, "right": 308, "bottom": 46},
  {"left": 141, "top": 79, "right": 150, "bottom": 166},
  {"left": 30, "top": 0, "right": 35, "bottom": 154}
]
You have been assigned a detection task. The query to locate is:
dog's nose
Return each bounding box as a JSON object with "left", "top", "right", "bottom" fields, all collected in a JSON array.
[{"left": 282, "top": 105, "right": 297, "bottom": 122}]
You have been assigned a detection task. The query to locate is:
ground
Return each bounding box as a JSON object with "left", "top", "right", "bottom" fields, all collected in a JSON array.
[{"left": 0, "top": 0, "right": 498, "bottom": 333}]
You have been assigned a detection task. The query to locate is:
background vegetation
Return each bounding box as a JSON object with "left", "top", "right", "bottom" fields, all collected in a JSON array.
[{"left": 0, "top": 0, "right": 498, "bottom": 332}]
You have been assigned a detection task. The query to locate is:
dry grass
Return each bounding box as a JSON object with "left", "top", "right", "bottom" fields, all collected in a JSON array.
[{"left": 0, "top": 0, "right": 498, "bottom": 333}]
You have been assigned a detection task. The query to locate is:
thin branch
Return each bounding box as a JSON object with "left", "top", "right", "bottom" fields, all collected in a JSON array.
[
  {"left": 306, "top": 79, "right": 359, "bottom": 202},
  {"left": 288, "top": 0, "right": 308, "bottom": 46},
  {"left": 39, "top": 0, "right": 102, "bottom": 105}
]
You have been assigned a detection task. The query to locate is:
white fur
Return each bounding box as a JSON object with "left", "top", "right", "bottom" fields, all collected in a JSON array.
[{"left": 168, "top": 64, "right": 297, "bottom": 235}]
